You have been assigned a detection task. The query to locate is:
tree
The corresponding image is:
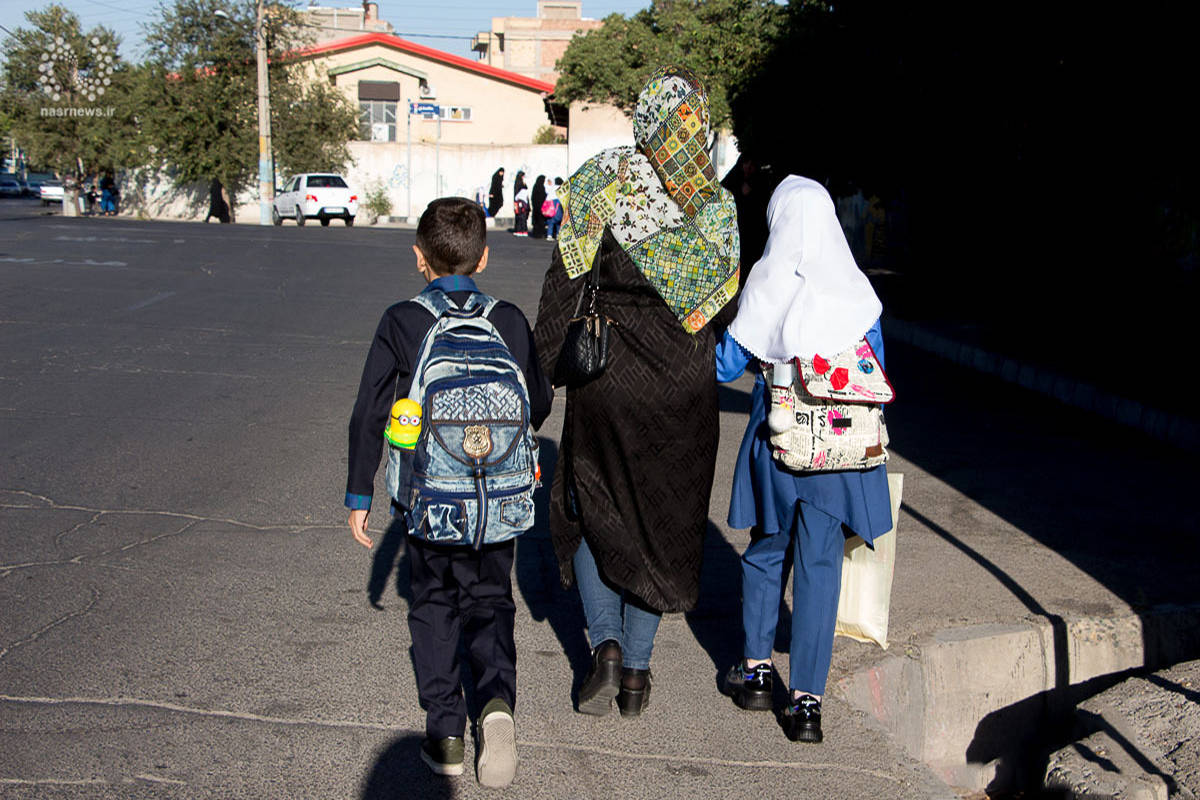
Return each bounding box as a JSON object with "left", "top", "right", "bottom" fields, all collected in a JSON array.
[
  {"left": 553, "top": 0, "right": 787, "bottom": 132},
  {"left": 138, "top": 0, "right": 358, "bottom": 219},
  {"left": 1, "top": 4, "right": 140, "bottom": 214}
]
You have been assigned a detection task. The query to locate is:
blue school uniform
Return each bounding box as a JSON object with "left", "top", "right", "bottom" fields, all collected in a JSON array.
[{"left": 716, "top": 320, "right": 892, "bottom": 695}]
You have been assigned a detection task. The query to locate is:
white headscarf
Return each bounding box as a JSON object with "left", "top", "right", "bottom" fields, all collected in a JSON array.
[{"left": 728, "top": 175, "right": 882, "bottom": 362}]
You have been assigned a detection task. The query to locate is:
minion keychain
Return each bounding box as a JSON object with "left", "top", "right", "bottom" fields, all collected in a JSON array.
[{"left": 384, "top": 398, "right": 422, "bottom": 449}]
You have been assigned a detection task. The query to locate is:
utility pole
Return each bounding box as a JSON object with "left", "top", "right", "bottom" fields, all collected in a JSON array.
[
  {"left": 255, "top": 0, "right": 274, "bottom": 226},
  {"left": 405, "top": 98, "right": 412, "bottom": 222}
]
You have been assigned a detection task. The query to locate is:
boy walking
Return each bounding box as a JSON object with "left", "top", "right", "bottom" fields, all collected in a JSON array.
[{"left": 345, "top": 198, "right": 552, "bottom": 786}]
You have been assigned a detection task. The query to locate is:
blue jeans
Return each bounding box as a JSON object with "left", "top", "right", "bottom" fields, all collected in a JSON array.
[
  {"left": 741, "top": 502, "right": 844, "bottom": 695},
  {"left": 547, "top": 211, "right": 562, "bottom": 238},
  {"left": 573, "top": 538, "right": 661, "bottom": 670}
]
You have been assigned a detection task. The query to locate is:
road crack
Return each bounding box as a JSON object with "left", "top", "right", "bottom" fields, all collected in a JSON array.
[
  {"left": 0, "top": 586, "right": 100, "bottom": 661},
  {"left": 0, "top": 694, "right": 903, "bottom": 780}
]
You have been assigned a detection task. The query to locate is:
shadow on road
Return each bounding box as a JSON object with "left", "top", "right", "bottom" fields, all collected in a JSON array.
[
  {"left": 368, "top": 516, "right": 413, "bottom": 609},
  {"left": 513, "top": 437, "right": 592, "bottom": 701},
  {"left": 886, "top": 341, "right": 1200, "bottom": 793},
  {"left": 360, "top": 732, "right": 455, "bottom": 800}
]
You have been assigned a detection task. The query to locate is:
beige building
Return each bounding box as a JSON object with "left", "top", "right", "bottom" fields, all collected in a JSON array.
[
  {"left": 472, "top": 1, "right": 603, "bottom": 86},
  {"left": 291, "top": 32, "right": 556, "bottom": 146},
  {"left": 299, "top": 2, "right": 395, "bottom": 44}
]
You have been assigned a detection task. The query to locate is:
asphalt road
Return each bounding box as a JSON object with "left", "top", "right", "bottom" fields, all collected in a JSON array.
[{"left": 2, "top": 210, "right": 1195, "bottom": 798}]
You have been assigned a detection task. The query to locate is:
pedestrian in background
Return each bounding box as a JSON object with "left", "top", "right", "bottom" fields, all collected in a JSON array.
[
  {"left": 513, "top": 181, "right": 530, "bottom": 236},
  {"left": 487, "top": 168, "right": 505, "bottom": 217},
  {"left": 545, "top": 178, "right": 564, "bottom": 240},
  {"left": 100, "top": 172, "right": 118, "bottom": 216},
  {"left": 530, "top": 175, "right": 547, "bottom": 239}
]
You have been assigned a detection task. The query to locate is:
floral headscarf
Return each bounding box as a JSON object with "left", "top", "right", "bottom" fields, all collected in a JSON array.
[{"left": 556, "top": 66, "right": 739, "bottom": 333}]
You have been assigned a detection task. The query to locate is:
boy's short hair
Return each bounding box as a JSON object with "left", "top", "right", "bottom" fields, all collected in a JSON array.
[{"left": 415, "top": 198, "right": 487, "bottom": 275}]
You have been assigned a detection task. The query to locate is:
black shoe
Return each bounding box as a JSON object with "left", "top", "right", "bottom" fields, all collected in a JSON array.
[
  {"left": 782, "top": 694, "right": 823, "bottom": 743},
  {"left": 420, "top": 736, "right": 465, "bottom": 776},
  {"left": 722, "top": 661, "right": 774, "bottom": 711},
  {"left": 577, "top": 639, "right": 621, "bottom": 715},
  {"left": 616, "top": 668, "right": 651, "bottom": 717}
]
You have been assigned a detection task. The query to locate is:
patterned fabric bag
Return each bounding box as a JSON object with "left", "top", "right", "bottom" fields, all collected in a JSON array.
[
  {"left": 767, "top": 336, "right": 894, "bottom": 472},
  {"left": 384, "top": 288, "right": 539, "bottom": 548}
]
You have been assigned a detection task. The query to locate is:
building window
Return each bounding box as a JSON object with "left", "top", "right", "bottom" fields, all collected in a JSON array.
[
  {"left": 360, "top": 100, "right": 397, "bottom": 141},
  {"left": 438, "top": 105, "right": 472, "bottom": 122},
  {"left": 358, "top": 80, "right": 401, "bottom": 142}
]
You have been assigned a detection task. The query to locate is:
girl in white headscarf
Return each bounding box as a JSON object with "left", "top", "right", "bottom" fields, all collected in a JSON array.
[{"left": 715, "top": 174, "right": 892, "bottom": 744}]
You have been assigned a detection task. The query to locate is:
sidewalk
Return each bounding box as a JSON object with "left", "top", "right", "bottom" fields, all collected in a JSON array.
[{"left": 818, "top": 270, "right": 1200, "bottom": 796}]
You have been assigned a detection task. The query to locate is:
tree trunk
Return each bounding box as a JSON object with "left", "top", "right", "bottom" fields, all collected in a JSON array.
[
  {"left": 222, "top": 185, "right": 235, "bottom": 223},
  {"left": 62, "top": 188, "right": 80, "bottom": 217}
]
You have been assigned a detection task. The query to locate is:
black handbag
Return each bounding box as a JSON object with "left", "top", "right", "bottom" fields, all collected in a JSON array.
[{"left": 553, "top": 266, "right": 611, "bottom": 388}]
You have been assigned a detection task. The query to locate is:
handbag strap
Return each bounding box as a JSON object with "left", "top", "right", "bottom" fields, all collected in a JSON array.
[{"left": 572, "top": 264, "right": 601, "bottom": 317}]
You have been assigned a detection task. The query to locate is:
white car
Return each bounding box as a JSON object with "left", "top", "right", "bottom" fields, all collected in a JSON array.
[
  {"left": 273, "top": 173, "right": 357, "bottom": 227},
  {"left": 40, "top": 180, "right": 64, "bottom": 205}
]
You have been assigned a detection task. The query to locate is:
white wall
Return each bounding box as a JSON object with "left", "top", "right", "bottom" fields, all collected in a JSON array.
[
  {"left": 567, "top": 101, "right": 632, "bottom": 174},
  {"left": 344, "top": 140, "right": 569, "bottom": 221},
  {"left": 119, "top": 142, "right": 570, "bottom": 224},
  {"left": 566, "top": 100, "right": 741, "bottom": 181}
]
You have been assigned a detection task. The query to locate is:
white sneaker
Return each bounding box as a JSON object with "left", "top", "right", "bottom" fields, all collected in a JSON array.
[{"left": 476, "top": 698, "right": 517, "bottom": 787}]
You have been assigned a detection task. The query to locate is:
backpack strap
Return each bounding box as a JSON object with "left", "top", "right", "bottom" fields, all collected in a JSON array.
[
  {"left": 410, "top": 287, "right": 498, "bottom": 320},
  {"left": 406, "top": 288, "right": 504, "bottom": 404}
]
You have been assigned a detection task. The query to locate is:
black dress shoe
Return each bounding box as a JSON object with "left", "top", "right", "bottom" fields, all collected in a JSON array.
[
  {"left": 577, "top": 639, "right": 621, "bottom": 715},
  {"left": 616, "top": 668, "right": 651, "bottom": 717},
  {"left": 722, "top": 661, "right": 773, "bottom": 711},
  {"left": 782, "top": 694, "right": 823, "bottom": 743}
]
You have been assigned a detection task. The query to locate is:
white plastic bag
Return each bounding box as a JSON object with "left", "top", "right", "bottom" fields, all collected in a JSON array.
[{"left": 835, "top": 472, "right": 903, "bottom": 649}]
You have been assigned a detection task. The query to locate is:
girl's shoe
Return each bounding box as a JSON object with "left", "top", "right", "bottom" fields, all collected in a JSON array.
[
  {"left": 782, "top": 694, "right": 823, "bottom": 743},
  {"left": 722, "top": 661, "right": 774, "bottom": 711},
  {"left": 616, "top": 668, "right": 651, "bottom": 717},
  {"left": 577, "top": 640, "right": 622, "bottom": 715}
]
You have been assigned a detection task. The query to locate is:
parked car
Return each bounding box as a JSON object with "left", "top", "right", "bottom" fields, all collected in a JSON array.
[
  {"left": 0, "top": 177, "right": 23, "bottom": 198},
  {"left": 273, "top": 173, "right": 357, "bottom": 226},
  {"left": 40, "top": 180, "right": 64, "bottom": 205}
]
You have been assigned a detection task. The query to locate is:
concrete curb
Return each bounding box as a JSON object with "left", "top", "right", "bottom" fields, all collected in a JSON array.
[
  {"left": 1044, "top": 658, "right": 1200, "bottom": 800},
  {"left": 835, "top": 604, "right": 1200, "bottom": 793},
  {"left": 883, "top": 317, "right": 1200, "bottom": 449}
]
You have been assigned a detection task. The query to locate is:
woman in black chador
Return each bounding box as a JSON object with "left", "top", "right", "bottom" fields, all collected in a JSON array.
[
  {"left": 530, "top": 175, "right": 547, "bottom": 239},
  {"left": 533, "top": 66, "right": 740, "bottom": 718},
  {"left": 486, "top": 167, "right": 505, "bottom": 217}
]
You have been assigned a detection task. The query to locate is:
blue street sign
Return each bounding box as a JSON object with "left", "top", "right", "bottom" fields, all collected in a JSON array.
[{"left": 410, "top": 102, "right": 440, "bottom": 115}]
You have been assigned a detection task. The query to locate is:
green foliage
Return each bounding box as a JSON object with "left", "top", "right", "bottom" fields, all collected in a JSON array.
[
  {"left": 361, "top": 180, "right": 392, "bottom": 223},
  {"left": 137, "top": 0, "right": 356, "bottom": 198},
  {"left": 271, "top": 81, "right": 358, "bottom": 175},
  {"left": 0, "top": 4, "right": 140, "bottom": 179},
  {"left": 554, "top": 0, "right": 787, "bottom": 131},
  {"left": 533, "top": 124, "right": 565, "bottom": 144}
]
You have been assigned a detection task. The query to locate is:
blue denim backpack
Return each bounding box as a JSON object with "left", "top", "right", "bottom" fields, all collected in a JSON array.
[{"left": 385, "top": 288, "right": 539, "bottom": 548}]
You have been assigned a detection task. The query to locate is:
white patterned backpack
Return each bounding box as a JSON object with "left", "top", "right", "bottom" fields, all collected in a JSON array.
[
  {"left": 766, "top": 336, "right": 894, "bottom": 472},
  {"left": 384, "top": 288, "right": 539, "bottom": 548}
]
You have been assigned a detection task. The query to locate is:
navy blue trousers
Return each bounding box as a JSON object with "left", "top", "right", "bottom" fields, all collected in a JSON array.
[
  {"left": 741, "top": 501, "right": 845, "bottom": 695},
  {"left": 406, "top": 537, "right": 516, "bottom": 739}
]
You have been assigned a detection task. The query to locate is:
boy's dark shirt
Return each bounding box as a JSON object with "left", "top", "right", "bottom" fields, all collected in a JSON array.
[{"left": 346, "top": 274, "right": 553, "bottom": 509}]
